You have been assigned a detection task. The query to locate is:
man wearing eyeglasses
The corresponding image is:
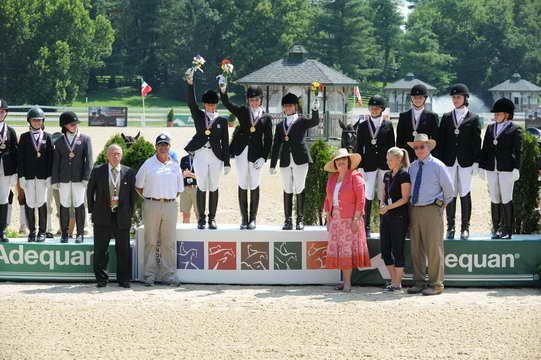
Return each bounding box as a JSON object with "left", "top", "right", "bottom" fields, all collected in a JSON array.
[{"left": 406, "top": 133, "right": 454, "bottom": 296}]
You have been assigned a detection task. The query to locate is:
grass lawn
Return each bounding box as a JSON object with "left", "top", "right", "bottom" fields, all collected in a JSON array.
[{"left": 63, "top": 87, "right": 189, "bottom": 109}]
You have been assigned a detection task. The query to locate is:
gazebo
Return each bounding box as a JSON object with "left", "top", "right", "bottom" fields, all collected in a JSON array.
[
  {"left": 383, "top": 73, "right": 437, "bottom": 112},
  {"left": 488, "top": 73, "right": 541, "bottom": 113},
  {"left": 235, "top": 45, "right": 359, "bottom": 139}
]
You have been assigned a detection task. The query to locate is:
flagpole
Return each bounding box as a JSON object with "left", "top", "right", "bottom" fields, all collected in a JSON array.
[
  {"left": 141, "top": 92, "right": 146, "bottom": 127},
  {"left": 140, "top": 76, "right": 146, "bottom": 127}
]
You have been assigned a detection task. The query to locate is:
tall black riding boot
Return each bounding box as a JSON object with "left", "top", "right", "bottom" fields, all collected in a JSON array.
[
  {"left": 248, "top": 187, "right": 259, "bottom": 230},
  {"left": 208, "top": 190, "right": 219, "bottom": 230},
  {"left": 296, "top": 191, "right": 305, "bottom": 230},
  {"left": 490, "top": 202, "right": 502, "bottom": 239},
  {"left": 37, "top": 204, "right": 47, "bottom": 242},
  {"left": 238, "top": 187, "right": 248, "bottom": 230},
  {"left": 75, "top": 204, "right": 86, "bottom": 243},
  {"left": 196, "top": 189, "right": 206, "bottom": 229},
  {"left": 460, "top": 193, "right": 472, "bottom": 240},
  {"left": 501, "top": 201, "right": 513, "bottom": 239},
  {"left": 446, "top": 198, "right": 457, "bottom": 239},
  {"left": 282, "top": 192, "right": 293, "bottom": 230},
  {"left": 0, "top": 203, "right": 8, "bottom": 242},
  {"left": 364, "top": 199, "right": 372, "bottom": 237},
  {"left": 25, "top": 205, "right": 36, "bottom": 242},
  {"left": 60, "top": 206, "right": 70, "bottom": 243}
]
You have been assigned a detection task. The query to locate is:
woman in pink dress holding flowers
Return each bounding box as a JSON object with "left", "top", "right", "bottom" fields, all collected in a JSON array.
[{"left": 324, "top": 148, "right": 371, "bottom": 292}]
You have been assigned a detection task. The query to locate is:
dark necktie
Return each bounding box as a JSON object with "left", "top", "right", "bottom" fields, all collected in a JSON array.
[{"left": 411, "top": 161, "right": 424, "bottom": 205}]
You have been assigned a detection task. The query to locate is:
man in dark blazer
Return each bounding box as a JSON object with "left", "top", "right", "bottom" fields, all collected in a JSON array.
[
  {"left": 0, "top": 99, "right": 18, "bottom": 242},
  {"left": 396, "top": 84, "right": 440, "bottom": 161},
  {"left": 437, "top": 84, "right": 481, "bottom": 240},
  {"left": 87, "top": 144, "right": 136, "bottom": 288}
]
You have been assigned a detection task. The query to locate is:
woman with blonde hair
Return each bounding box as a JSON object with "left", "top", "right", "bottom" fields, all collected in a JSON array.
[
  {"left": 324, "top": 148, "right": 371, "bottom": 292},
  {"left": 378, "top": 147, "right": 411, "bottom": 292}
]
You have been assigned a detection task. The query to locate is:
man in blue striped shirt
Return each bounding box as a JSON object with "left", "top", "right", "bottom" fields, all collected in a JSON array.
[{"left": 407, "top": 133, "right": 454, "bottom": 296}]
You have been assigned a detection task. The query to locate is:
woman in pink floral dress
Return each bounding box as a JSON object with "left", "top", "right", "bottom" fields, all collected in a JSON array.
[{"left": 323, "top": 148, "right": 371, "bottom": 292}]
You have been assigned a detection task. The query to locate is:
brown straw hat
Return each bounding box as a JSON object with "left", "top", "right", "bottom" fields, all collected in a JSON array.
[
  {"left": 324, "top": 148, "right": 362, "bottom": 172},
  {"left": 407, "top": 133, "right": 436, "bottom": 151}
]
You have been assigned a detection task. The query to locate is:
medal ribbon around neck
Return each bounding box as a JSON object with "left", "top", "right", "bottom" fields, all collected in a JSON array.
[
  {"left": 64, "top": 130, "right": 80, "bottom": 156},
  {"left": 31, "top": 130, "right": 44, "bottom": 157}
]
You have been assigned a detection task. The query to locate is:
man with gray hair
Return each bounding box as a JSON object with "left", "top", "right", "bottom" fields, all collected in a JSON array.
[
  {"left": 407, "top": 133, "right": 454, "bottom": 296},
  {"left": 87, "top": 144, "right": 137, "bottom": 288},
  {"left": 136, "top": 133, "right": 184, "bottom": 286}
]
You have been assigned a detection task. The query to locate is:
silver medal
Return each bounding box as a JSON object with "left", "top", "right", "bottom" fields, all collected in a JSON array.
[
  {"left": 412, "top": 131, "right": 417, "bottom": 137},
  {"left": 454, "top": 129, "right": 460, "bottom": 135},
  {"left": 371, "top": 139, "right": 377, "bottom": 145},
  {"left": 493, "top": 139, "right": 498, "bottom": 146}
]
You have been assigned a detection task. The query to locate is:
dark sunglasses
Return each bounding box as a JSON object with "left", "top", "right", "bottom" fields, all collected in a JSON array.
[{"left": 413, "top": 145, "right": 426, "bottom": 150}]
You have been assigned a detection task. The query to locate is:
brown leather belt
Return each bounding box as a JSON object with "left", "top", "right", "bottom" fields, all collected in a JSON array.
[{"left": 145, "top": 197, "right": 175, "bottom": 202}]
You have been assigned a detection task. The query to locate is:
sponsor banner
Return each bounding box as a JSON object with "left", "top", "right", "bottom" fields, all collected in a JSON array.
[
  {"left": 353, "top": 237, "right": 541, "bottom": 287},
  {"left": 88, "top": 107, "right": 128, "bottom": 127},
  {"left": 0, "top": 242, "right": 135, "bottom": 281}
]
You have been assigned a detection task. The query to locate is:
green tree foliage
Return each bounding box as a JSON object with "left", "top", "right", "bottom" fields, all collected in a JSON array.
[
  {"left": 304, "top": 139, "right": 336, "bottom": 226},
  {"left": 513, "top": 133, "right": 540, "bottom": 234},
  {"left": 366, "top": 0, "right": 403, "bottom": 83},
  {"left": 308, "top": 0, "right": 380, "bottom": 81},
  {"left": 0, "top": 0, "right": 114, "bottom": 104},
  {"left": 401, "top": 0, "right": 541, "bottom": 96}
]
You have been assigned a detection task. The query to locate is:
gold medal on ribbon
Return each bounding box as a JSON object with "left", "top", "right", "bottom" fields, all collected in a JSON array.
[
  {"left": 284, "top": 136, "right": 289, "bottom": 141},
  {"left": 250, "top": 126, "right": 256, "bottom": 133},
  {"left": 0, "top": 144, "right": 5, "bottom": 150},
  {"left": 205, "top": 129, "right": 211, "bottom": 136},
  {"left": 69, "top": 152, "right": 75, "bottom": 159}
]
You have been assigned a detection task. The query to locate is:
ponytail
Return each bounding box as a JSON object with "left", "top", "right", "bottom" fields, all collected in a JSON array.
[{"left": 387, "top": 147, "right": 410, "bottom": 169}]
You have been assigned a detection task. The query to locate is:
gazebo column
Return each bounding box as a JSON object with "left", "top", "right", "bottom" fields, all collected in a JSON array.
[{"left": 266, "top": 85, "right": 270, "bottom": 113}]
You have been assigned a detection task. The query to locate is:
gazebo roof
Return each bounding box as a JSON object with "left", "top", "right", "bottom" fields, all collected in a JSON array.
[
  {"left": 488, "top": 73, "right": 541, "bottom": 92},
  {"left": 236, "top": 45, "right": 358, "bottom": 86},
  {"left": 384, "top": 73, "right": 437, "bottom": 91}
]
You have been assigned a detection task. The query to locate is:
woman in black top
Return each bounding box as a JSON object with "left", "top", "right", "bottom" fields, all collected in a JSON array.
[{"left": 378, "top": 147, "right": 411, "bottom": 292}]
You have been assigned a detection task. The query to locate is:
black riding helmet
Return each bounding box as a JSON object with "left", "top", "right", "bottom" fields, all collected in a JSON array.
[
  {"left": 491, "top": 98, "right": 515, "bottom": 120},
  {"left": 410, "top": 84, "right": 428, "bottom": 97},
  {"left": 202, "top": 90, "right": 219, "bottom": 104},
  {"left": 246, "top": 86, "right": 263, "bottom": 99},
  {"left": 368, "top": 95, "right": 386, "bottom": 109}
]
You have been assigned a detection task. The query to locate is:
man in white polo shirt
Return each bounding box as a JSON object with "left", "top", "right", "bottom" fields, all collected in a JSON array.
[{"left": 136, "top": 133, "right": 184, "bottom": 286}]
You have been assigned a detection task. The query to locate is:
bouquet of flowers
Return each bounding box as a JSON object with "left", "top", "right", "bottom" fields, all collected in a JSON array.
[
  {"left": 220, "top": 59, "right": 234, "bottom": 77},
  {"left": 192, "top": 55, "right": 206, "bottom": 73},
  {"left": 311, "top": 81, "right": 324, "bottom": 97}
]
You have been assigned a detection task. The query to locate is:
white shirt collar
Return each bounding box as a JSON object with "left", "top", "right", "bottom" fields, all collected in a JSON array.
[
  {"left": 154, "top": 154, "right": 171, "bottom": 166},
  {"left": 370, "top": 116, "right": 382, "bottom": 128},
  {"left": 412, "top": 107, "right": 424, "bottom": 121},
  {"left": 251, "top": 106, "right": 263, "bottom": 119},
  {"left": 286, "top": 113, "right": 298, "bottom": 127},
  {"left": 0, "top": 122, "right": 5, "bottom": 132},
  {"left": 205, "top": 111, "right": 219, "bottom": 121}
]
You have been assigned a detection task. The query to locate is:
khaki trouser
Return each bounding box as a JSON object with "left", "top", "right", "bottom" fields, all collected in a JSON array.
[
  {"left": 179, "top": 185, "right": 198, "bottom": 214},
  {"left": 143, "top": 199, "right": 178, "bottom": 283},
  {"left": 409, "top": 204, "right": 445, "bottom": 288}
]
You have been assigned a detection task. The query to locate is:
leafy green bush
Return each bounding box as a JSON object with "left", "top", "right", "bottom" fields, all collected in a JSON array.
[
  {"left": 167, "top": 108, "right": 174, "bottom": 123},
  {"left": 304, "top": 139, "right": 336, "bottom": 225},
  {"left": 513, "top": 132, "right": 541, "bottom": 234},
  {"left": 95, "top": 134, "right": 128, "bottom": 165}
]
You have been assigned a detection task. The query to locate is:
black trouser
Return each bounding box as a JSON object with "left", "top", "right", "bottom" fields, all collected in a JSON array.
[
  {"left": 93, "top": 213, "right": 131, "bottom": 283},
  {"left": 379, "top": 213, "right": 408, "bottom": 267}
]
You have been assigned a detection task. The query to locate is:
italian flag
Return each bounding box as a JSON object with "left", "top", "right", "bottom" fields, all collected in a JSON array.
[{"left": 141, "top": 78, "right": 152, "bottom": 97}]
